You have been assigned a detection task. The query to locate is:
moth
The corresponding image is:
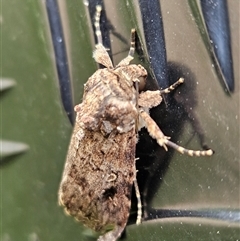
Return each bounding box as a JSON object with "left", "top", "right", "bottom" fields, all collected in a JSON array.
[{"left": 58, "top": 5, "right": 213, "bottom": 241}]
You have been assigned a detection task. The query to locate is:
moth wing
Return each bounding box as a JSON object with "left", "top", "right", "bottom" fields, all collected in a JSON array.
[{"left": 58, "top": 125, "right": 136, "bottom": 233}]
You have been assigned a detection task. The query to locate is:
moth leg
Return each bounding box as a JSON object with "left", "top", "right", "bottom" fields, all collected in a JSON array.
[
  {"left": 138, "top": 90, "right": 162, "bottom": 109},
  {"left": 134, "top": 178, "right": 142, "bottom": 225},
  {"left": 139, "top": 109, "right": 213, "bottom": 156},
  {"left": 94, "top": 5, "right": 104, "bottom": 45},
  {"left": 93, "top": 5, "right": 113, "bottom": 68},
  {"left": 97, "top": 226, "right": 125, "bottom": 241},
  {"left": 138, "top": 78, "right": 184, "bottom": 109},
  {"left": 117, "top": 29, "right": 136, "bottom": 67},
  {"left": 160, "top": 77, "right": 184, "bottom": 94}
]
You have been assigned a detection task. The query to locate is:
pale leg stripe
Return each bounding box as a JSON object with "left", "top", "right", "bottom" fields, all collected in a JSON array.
[
  {"left": 134, "top": 179, "right": 142, "bottom": 225},
  {"left": 160, "top": 78, "right": 184, "bottom": 94},
  {"left": 165, "top": 140, "right": 213, "bottom": 156},
  {"left": 128, "top": 29, "right": 136, "bottom": 58},
  {"left": 95, "top": 5, "right": 103, "bottom": 45}
]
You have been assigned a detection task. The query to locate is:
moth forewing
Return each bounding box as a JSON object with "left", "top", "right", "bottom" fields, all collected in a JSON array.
[{"left": 59, "top": 125, "right": 137, "bottom": 234}]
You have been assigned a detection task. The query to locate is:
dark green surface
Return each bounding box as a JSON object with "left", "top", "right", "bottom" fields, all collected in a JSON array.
[
  {"left": 1, "top": 0, "right": 85, "bottom": 240},
  {"left": 1, "top": 1, "right": 239, "bottom": 241},
  {"left": 127, "top": 220, "right": 239, "bottom": 241}
]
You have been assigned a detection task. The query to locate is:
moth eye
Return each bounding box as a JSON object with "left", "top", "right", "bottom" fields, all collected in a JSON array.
[{"left": 138, "top": 76, "right": 146, "bottom": 92}]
